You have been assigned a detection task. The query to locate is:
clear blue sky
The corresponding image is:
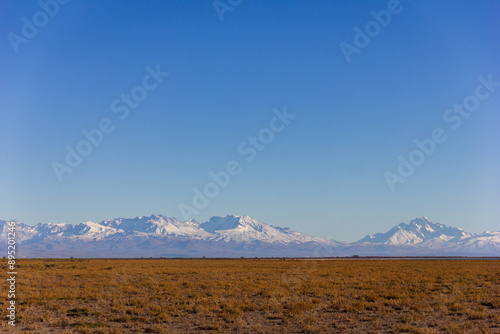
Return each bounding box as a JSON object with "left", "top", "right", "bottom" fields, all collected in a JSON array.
[{"left": 1, "top": 0, "right": 499, "bottom": 242}]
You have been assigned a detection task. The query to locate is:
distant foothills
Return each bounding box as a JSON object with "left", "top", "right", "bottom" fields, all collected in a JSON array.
[{"left": 1, "top": 216, "right": 498, "bottom": 258}]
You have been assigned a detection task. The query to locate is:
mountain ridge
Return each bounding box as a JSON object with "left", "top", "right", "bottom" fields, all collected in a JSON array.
[
  {"left": 1, "top": 215, "right": 498, "bottom": 258},
  {"left": 357, "top": 217, "right": 474, "bottom": 245}
]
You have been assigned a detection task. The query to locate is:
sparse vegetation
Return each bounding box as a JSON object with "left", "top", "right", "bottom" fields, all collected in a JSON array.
[{"left": 1, "top": 259, "right": 499, "bottom": 333}]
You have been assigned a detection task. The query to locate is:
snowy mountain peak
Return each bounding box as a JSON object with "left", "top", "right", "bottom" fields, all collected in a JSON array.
[
  {"left": 200, "top": 215, "right": 266, "bottom": 233},
  {"left": 358, "top": 217, "right": 476, "bottom": 247},
  {"left": 72, "top": 221, "right": 122, "bottom": 239},
  {"left": 184, "top": 219, "right": 200, "bottom": 227},
  {"left": 96, "top": 215, "right": 210, "bottom": 238},
  {"left": 197, "top": 215, "right": 327, "bottom": 244}
]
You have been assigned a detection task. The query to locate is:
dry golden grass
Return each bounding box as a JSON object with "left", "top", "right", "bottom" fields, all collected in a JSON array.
[{"left": 1, "top": 259, "right": 499, "bottom": 333}]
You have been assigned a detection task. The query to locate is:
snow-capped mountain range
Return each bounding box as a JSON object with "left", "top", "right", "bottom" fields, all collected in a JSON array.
[
  {"left": 358, "top": 217, "right": 474, "bottom": 246},
  {"left": 0, "top": 215, "right": 498, "bottom": 258},
  {"left": 351, "top": 217, "right": 500, "bottom": 256}
]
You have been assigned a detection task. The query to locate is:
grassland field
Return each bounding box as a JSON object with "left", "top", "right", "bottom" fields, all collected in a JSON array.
[{"left": 1, "top": 259, "right": 499, "bottom": 333}]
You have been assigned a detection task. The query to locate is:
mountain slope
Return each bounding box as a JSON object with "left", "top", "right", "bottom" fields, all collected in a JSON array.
[{"left": 456, "top": 231, "right": 500, "bottom": 252}]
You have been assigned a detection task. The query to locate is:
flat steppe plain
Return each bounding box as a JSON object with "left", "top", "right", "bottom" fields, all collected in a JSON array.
[{"left": 1, "top": 259, "right": 499, "bottom": 333}]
